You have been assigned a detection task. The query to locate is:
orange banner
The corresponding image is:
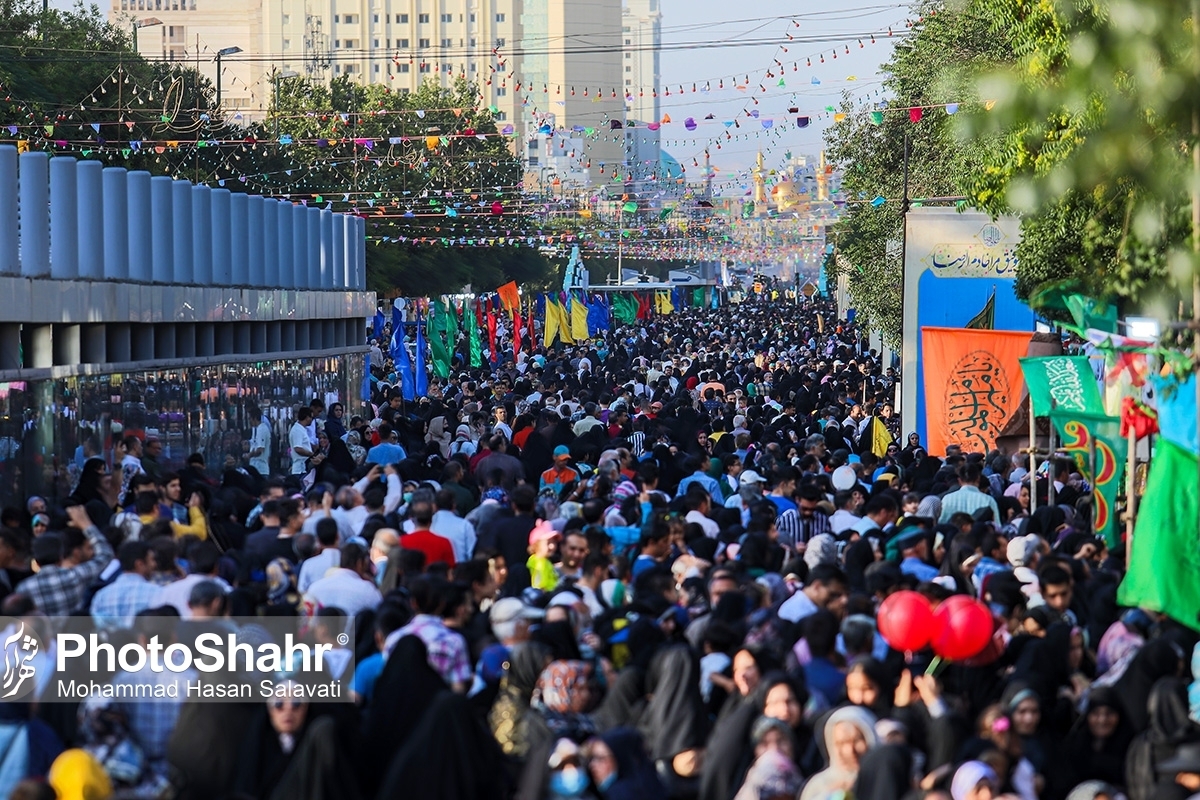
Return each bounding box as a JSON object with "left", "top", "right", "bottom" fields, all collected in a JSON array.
[{"left": 921, "top": 327, "right": 1033, "bottom": 456}]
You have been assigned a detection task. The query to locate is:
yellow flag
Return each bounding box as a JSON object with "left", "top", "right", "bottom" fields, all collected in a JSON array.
[
  {"left": 869, "top": 417, "right": 894, "bottom": 458},
  {"left": 570, "top": 295, "right": 589, "bottom": 341},
  {"left": 543, "top": 298, "right": 561, "bottom": 348},
  {"left": 655, "top": 291, "right": 674, "bottom": 315},
  {"left": 555, "top": 298, "right": 575, "bottom": 344}
]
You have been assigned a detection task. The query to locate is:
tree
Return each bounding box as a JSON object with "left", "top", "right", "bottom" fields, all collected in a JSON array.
[{"left": 824, "top": 0, "right": 1015, "bottom": 344}]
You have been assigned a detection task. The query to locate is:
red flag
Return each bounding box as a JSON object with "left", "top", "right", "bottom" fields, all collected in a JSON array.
[
  {"left": 486, "top": 312, "right": 498, "bottom": 359},
  {"left": 475, "top": 298, "right": 484, "bottom": 329},
  {"left": 636, "top": 292, "right": 651, "bottom": 320},
  {"left": 514, "top": 309, "right": 523, "bottom": 356},
  {"left": 527, "top": 299, "right": 536, "bottom": 350}
]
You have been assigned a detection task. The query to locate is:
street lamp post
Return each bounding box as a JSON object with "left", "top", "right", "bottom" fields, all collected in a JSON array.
[
  {"left": 214, "top": 46, "right": 243, "bottom": 110},
  {"left": 132, "top": 17, "right": 162, "bottom": 54}
]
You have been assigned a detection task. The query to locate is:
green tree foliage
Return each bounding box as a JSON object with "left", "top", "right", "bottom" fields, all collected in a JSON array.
[
  {"left": 968, "top": 0, "right": 1198, "bottom": 318},
  {"left": 825, "top": 0, "right": 1015, "bottom": 344}
]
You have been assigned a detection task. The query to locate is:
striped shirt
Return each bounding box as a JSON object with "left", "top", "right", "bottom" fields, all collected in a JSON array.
[
  {"left": 937, "top": 485, "right": 1000, "bottom": 524},
  {"left": 776, "top": 509, "right": 832, "bottom": 552}
]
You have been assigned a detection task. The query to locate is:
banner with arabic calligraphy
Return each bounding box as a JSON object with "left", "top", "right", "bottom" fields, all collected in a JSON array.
[
  {"left": 1020, "top": 356, "right": 1106, "bottom": 417},
  {"left": 920, "top": 327, "right": 1033, "bottom": 456},
  {"left": 1049, "top": 410, "right": 1126, "bottom": 548}
]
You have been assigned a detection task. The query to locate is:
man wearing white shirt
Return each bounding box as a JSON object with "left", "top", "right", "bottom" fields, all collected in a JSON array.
[
  {"left": 288, "top": 407, "right": 315, "bottom": 475},
  {"left": 156, "top": 542, "right": 231, "bottom": 618},
  {"left": 683, "top": 491, "right": 721, "bottom": 539},
  {"left": 298, "top": 517, "right": 342, "bottom": 594},
  {"left": 248, "top": 405, "right": 272, "bottom": 476},
  {"left": 304, "top": 542, "right": 383, "bottom": 618}
]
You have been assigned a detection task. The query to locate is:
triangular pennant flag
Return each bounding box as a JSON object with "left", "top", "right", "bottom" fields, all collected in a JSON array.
[{"left": 909, "top": 107, "right": 923, "bottom": 123}]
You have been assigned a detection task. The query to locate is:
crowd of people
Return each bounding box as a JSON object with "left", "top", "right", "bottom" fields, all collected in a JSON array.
[{"left": 0, "top": 297, "right": 1191, "bottom": 800}]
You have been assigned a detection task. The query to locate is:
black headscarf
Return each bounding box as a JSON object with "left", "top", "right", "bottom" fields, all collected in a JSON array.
[
  {"left": 362, "top": 636, "right": 449, "bottom": 795},
  {"left": 1115, "top": 638, "right": 1186, "bottom": 732},
  {"left": 1125, "top": 677, "right": 1200, "bottom": 800},
  {"left": 601, "top": 727, "right": 668, "bottom": 800},
  {"left": 1012, "top": 623, "right": 1075, "bottom": 708},
  {"left": 852, "top": 744, "right": 913, "bottom": 800},
  {"left": 490, "top": 642, "right": 553, "bottom": 759},
  {"left": 377, "top": 691, "right": 508, "bottom": 800},
  {"left": 637, "top": 644, "right": 708, "bottom": 763}
]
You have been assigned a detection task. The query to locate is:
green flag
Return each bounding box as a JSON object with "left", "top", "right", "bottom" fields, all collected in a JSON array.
[
  {"left": 964, "top": 289, "right": 995, "bottom": 330},
  {"left": 446, "top": 299, "right": 460, "bottom": 347},
  {"left": 1117, "top": 438, "right": 1200, "bottom": 631},
  {"left": 427, "top": 301, "right": 452, "bottom": 379},
  {"left": 1021, "top": 356, "right": 1106, "bottom": 417},
  {"left": 1049, "top": 410, "right": 1127, "bottom": 548},
  {"left": 1064, "top": 293, "right": 1117, "bottom": 334},
  {"left": 465, "top": 302, "right": 483, "bottom": 368},
  {"left": 692, "top": 288, "right": 705, "bottom": 307},
  {"left": 612, "top": 294, "right": 638, "bottom": 325}
]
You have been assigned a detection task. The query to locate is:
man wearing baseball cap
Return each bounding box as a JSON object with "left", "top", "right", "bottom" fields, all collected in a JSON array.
[{"left": 539, "top": 446, "right": 579, "bottom": 498}]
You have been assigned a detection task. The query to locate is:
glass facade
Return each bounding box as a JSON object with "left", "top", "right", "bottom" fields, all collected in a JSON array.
[{"left": 0, "top": 354, "right": 365, "bottom": 510}]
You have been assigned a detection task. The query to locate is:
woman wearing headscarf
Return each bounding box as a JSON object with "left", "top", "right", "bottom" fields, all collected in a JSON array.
[
  {"left": 1011, "top": 623, "right": 1078, "bottom": 735},
  {"left": 852, "top": 744, "right": 914, "bottom": 800},
  {"left": 734, "top": 717, "right": 804, "bottom": 800},
  {"left": 951, "top": 761, "right": 999, "bottom": 800},
  {"left": 516, "top": 660, "right": 601, "bottom": 800},
  {"left": 491, "top": 642, "right": 555, "bottom": 762},
  {"left": 324, "top": 402, "right": 347, "bottom": 441},
  {"left": 312, "top": 429, "right": 356, "bottom": 485},
  {"left": 425, "top": 415, "right": 452, "bottom": 458},
  {"left": 699, "top": 673, "right": 809, "bottom": 800},
  {"left": 345, "top": 430, "right": 368, "bottom": 466},
  {"left": 1052, "top": 685, "right": 1132, "bottom": 797},
  {"left": 587, "top": 728, "right": 668, "bottom": 800},
  {"left": 1114, "top": 638, "right": 1187, "bottom": 733},
  {"left": 1125, "top": 677, "right": 1200, "bottom": 800},
  {"left": 66, "top": 456, "right": 118, "bottom": 526},
  {"left": 798, "top": 705, "right": 878, "bottom": 800},
  {"left": 899, "top": 432, "right": 923, "bottom": 467},
  {"left": 638, "top": 644, "right": 709, "bottom": 793}
]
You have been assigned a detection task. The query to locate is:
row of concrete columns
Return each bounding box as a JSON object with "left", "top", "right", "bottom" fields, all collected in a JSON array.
[
  {"left": 0, "top": 147, "right": 368, "bottom": 290},
  {"left": 2, "top": 318, "right": 363, "bottom": 372}
]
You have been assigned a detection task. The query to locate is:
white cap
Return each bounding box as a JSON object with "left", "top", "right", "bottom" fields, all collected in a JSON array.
[
  {"left": 489, "top": 597, "right": 544, "bottom": 626},
  {"left": 739, "top": 469, "right": 766, "bottom": 486}
]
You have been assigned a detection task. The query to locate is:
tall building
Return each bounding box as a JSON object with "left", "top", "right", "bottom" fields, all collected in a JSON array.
[
  {"left": 112, "top": 0, "right": 522, "bottom": 124},
  {"left": 621, "top": 0, "right": 661, "bottom": 199}
]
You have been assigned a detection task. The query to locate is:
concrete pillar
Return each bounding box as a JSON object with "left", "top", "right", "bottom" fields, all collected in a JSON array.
[
  {"left": 22, "top": 325, "right": 51, "bottom": 369},
  {"left": 281, "top": 321, "right": 296, "bottom": 351},
  {"left": 291, "top": 204, "right": 307, "bottom": 289},
  {"left": 77, "top": 161, "right": 104, "bottom": 280},
  {"left": 196, "top": 323, "right": 215, "bottom": 357},
  {"left": 262, "top": 200, "right": 280, "bottom": 288},
  {"left": 320, "top": 209, "right": 334, "bottom": 289},
  {"left": 18, "top": 152, "right": 50, "bottom": 278},
  {"left": 251, "top": 322, "right": 267, "bottom": 354},
  {"left": 171, "top": 180, "right": 193, "bottom": 284},
  {"left": 247, "top": 196, "right": 265, "bottom": 287},
  {"left": 278, "top": 201, "right": 294, "bottom": 289},
  {"left": 154, "top": 324, "right": 177, "bottom": 360},
  {"left": 150, "top": 176, "right": 174, "bottom": 283},
  {"left": 215, "top": 323, "right": 234, "bottom": 355},
  {"left": 192, "top": 186, "right": 212, "bottom": 286},
  {"left": 132, "top": 324, "right": 154, "bottom": 361},
  {"left": 0, "top": 147, "right": 17, "bottom": 276},
  {"left": 307, "top": 207, "right": 322, "bottom": 290},
  {"left": 80, "top": 323, "right": 106, "bottom": 363},
  {"left": 334, "top": 319, "right": 348, "bottom": 348},
  {"left": 332, "top": 212, "right": 345, "bottom": 289},
  {"left": 230, "top": 193, "right": 249, "bottom": 286},
  {"left": 176, "top": 323, "right": 196, "bottom": 359},
  {"left": 127, "top": 171, "right": 152, "bottom": 282},
  {"left": 267, "top": 321, "right": 282, "bottom": 353},
  {"left": 104, "top": 168, "right": 131, "bottom": 281},
  {"left": 234, "top": 321, "right": 252, "bottom": 353},
  {"left": 106, "top": 324, "right": 132, "bottom": 363},
  {"left": 296, "top": 321, "right": 311, "bottom": 351},
  {"left": 49, "top": 157, "right": 79, "bottom": 279},
  {"left": 322, "top": 320, "right": 336, "bottom": 351},
  {"left": 53, "top": 324, "right": 81, "bottom": 366},
  {"left": 0, "top": 325, "right": 21, "bottom": 370},
  {"left": 211, "top": 189, "right": 232, "bottom": 285},
  {"left": 356, "top": 216, "right": 366, "bottom": 289}
]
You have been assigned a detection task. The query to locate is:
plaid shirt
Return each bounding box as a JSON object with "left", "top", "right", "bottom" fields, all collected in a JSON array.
[
  {"left": 18, "top": 525, "right": 115, "bottom": 616},
  {"left": 90, "top": 573, "right": 163, "bottom": 631},
  {"left": 384, "top": 614, "right": 471, "bottom": 686},
  {"left": 109, "top": 667, "right": 197, "bottom": 776},
  {"left": 937, "top": 485, "right": 1000, "bottom": 525}
]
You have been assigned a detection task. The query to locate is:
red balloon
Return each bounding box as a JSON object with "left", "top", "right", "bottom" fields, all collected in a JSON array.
[
  {"left": 491, "top": 201, "right": 504, "bottom": 215},
  {"left": 930, "top": 596, "right": 994, "bottom": 660},
  {"left": 877, "top": 590, "right": 935, "bottom": 653}
]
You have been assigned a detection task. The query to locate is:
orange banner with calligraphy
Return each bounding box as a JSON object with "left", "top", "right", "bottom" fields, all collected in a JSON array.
[{"left": 921, "top": 327, "right": 1033, "bottom": 456}]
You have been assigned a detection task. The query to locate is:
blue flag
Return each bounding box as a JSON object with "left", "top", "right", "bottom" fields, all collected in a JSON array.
[
  {"left": 415, "top": 310, "right": 428, "bottom": 398},
  {"left": 360, "top": 353, "right": 372, "bottom": 401},
  {"left": 396, "top": 329, "right": 415, "bottom": 401},
  {"left": 372, "top": 310, "right": 384, "bottom": 340},
  {"left": 711, "top": 289, "right": 720, "bottom": 309},
  {"left": 391, "top": 304, "right": 402, "bottom": 339}
]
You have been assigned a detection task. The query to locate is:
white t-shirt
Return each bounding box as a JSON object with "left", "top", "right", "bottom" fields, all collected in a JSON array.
[
  {"left": 289, "top": 422, "right": 312, "bottom": 474},
  {"left": 250, "top": 420, "right": 272, "bottom": 475}
]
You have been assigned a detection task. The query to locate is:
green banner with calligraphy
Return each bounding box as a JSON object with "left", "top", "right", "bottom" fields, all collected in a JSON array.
[
  {"left": 1021, "top": 356, "right": 1105, "bottom": 417},
  {"left": 1048, "top": 410, "right": 1126, "bottom": 549}
]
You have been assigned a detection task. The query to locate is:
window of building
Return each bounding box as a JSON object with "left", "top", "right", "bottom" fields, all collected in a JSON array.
[
  {"left": 470, "top": 63, "right": 476, "bottom": 72},
  {"left": 396, "top": 13, "right": 408, "bottom": 23},
  {"left": 625, "top": 66, "right": 631, "bottom": 72},
  {"left": 469, "top": 13, "right": 476, "bottom": 22},
  {"left": 333, "top": 14, "right": 339, "bottom": 23},
  {"left": 625, "top": 52, "right": 631, "bottom": 58},
  {"left": 399, "top": 63, "right": 410, "bottom": 72},
  {"left": 441, "top": 13, "right": 452, "bottom": 22},
  {"left": 345, "top": 39, "right": 359, "bottom": 48},
  {"left": 283, "top": 38, "right": 291, "bottom": 49},
  {"left": 443, "top": 64, "right": 454, "bottom": 73},
  {"left": 399, "top": 87, "right": 410, "bottom": 94},
  {"left": 496, "top": 87, "right": 506, "bottom": 96},
  {"left": 419, "top": 63, "right": 430, "bottom": 72},
  {"left": 623, "top": 26, "right": 631, "bottom": 31},
  {"left": 334, "top": 39, "right": 340, "bottom": 48},
  {"left": 469, "top": 37, "right": 476, "bottom": 47},
  {"left": 373, "top": 38, "right": 380, "bottom": 47},
  {"left": 441, "top": 38, "right": 452, "bottom": 47},
  {"left": 373, "top": 64, "right": 380, "bottom": 73},
  {"left": 373, "top": 14, "right": 379, "bottom": 23},
  {"left": 495, "top": 111, "right": 507, "bottom": 120},
  {"left": 495, "top": 37, "right": 505, "bottom": 47},
  {"left": 495, "top": 13, "right": 505, "bottom": 22},
  {"left": 344, "top": 14, "right": 358, "bottom": 24},
  {"left": 625, "top": 79, "right": 631, "bottom": 86},
  {"left": 418, "top": 38, "right": 429, "bottom": 48},
  {"left": 418, "top": 13, "right": 429, "bottom": 23},
  {"left": 282, "top": 14, "right": 291, "bottom": 24},
  {"left": 398, "top": 37, "right": 409, "bottom": 47},
  {"left": 625, "top": 38, "right": 631, "bottom": 45}
]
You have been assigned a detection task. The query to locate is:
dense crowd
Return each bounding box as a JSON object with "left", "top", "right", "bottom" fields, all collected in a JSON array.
[{"left": 0, "top": 297, "right": 1190, "bottom": 800}]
